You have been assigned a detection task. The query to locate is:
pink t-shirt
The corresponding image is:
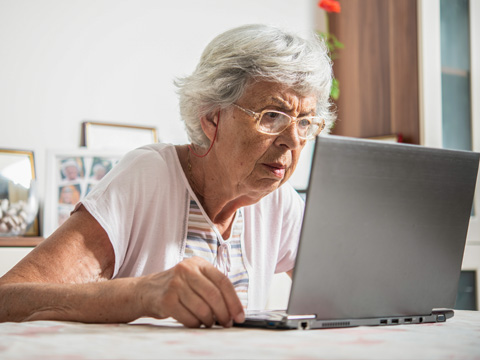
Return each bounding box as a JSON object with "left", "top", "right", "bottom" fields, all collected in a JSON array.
[{"left": 80, "top": 143, "right": 304, "bottom": 310}]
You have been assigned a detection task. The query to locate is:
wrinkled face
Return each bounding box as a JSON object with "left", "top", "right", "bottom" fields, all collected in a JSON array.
[
  {"left": 212, "top": 81, "right": 316, "bottom": 200},
  {"left": 64, "top": 165, "right": 79, "bottom": 180}
]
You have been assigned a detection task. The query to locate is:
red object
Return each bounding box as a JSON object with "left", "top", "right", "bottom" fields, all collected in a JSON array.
[{"left": 318, "top": 0, "right": 341, "bottom": 13}]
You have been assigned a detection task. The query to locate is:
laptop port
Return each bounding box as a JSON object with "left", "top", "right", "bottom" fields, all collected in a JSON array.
[
  {"left": 404, "top": 318, "right": 412, "bottom": 323},
  {"left": 380, "top": 319, "right": 388, "bottom": 325},
  {"left": 299, "top": 321, "right": 310, "bottom": 330},
  {"left": 392, "top": 319, "right": 399, "bottom": 324},
  {"left": 419, "top": 317, "right": 424, "bottom": 323}
]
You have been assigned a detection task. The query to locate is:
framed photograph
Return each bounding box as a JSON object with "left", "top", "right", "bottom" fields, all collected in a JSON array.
[
  {"left": 0, "top": 149, "right": 39, "bottom": 237},
  {"left": 43, "top": 149, "right": 124, "bottom": 237},
  {"left": 81, "top": 121, "right": 158, "bottom": 151}
]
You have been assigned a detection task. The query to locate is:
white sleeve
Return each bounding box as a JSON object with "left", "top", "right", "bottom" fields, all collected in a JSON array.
[{"left": 77, "top": 145, "right": 185, "bottom": 277}]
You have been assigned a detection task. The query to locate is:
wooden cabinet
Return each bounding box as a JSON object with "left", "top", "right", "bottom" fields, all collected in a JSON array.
[{"left": 326, "top": 0, "right": 420, "bottom": 143}]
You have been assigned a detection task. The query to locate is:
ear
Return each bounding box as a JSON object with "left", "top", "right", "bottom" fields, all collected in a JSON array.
[{"left": 200, "top": 112, "right": 219, "bottom": 142}]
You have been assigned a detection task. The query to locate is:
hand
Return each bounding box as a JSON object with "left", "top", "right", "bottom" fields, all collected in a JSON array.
[{"left": 137, "top": 257, "right": 245, "bottom": 328}]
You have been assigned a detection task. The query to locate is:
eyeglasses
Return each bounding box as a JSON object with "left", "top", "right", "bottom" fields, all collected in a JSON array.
[{"left": 232, "top": 104, "right": 325, "bottom": 140}]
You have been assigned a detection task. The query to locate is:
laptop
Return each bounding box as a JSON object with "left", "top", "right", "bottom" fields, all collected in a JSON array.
[{"left": 238, "top": 135, "right": 479, "bottom": 330}]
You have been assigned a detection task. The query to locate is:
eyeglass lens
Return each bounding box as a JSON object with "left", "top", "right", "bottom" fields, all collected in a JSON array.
[{"left": 258, "top": 111, "right": 322, "bottom": 139}]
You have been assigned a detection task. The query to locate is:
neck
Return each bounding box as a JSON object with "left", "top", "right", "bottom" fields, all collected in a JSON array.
[{"left": 178, "top": 145, "right": 258, "bottom": 230}]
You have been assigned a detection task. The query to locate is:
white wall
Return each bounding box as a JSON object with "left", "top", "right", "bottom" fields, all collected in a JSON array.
[{"left": 0, "top": 0, "right": 315, "bottom": 232}]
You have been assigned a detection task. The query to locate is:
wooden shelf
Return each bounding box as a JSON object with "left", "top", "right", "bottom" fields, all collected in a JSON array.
[{"left": 0, "top": 236, "right": 44, "bottom": 247}]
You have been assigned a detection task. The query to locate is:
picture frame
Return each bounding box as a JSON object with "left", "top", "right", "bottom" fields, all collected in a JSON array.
[
  {"left": 0, "top": 149, "right": 39, "bottom": 237},
  {"left": 81, "top": 121, "right": 158, "bottom": 151},
  {"left": 43, "top": 149, "right": 124, "bottom": 237}
]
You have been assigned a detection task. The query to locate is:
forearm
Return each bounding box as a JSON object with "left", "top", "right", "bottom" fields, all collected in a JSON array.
[
  {"left": 0, "top": 278, "right": 144, "bottom": 323},
  {"left": 0, "top": 257, "right": 245, "bottom": 328}
]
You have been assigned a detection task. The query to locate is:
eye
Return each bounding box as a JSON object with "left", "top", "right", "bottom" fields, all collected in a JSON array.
[
  {"left": 297, "top": 118, "right": 312, "bottom": 129},
  {"left": 261, "top": 111, "right": 284, "bottom": 126},
  {"left": 264, "top": 112, "right": 280, "bottom": 120},
  {"left": 259, "top": 111, "right": 291, "bottom": 133}
]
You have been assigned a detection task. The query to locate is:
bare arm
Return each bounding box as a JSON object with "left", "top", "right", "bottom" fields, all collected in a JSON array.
[{"left": 0, "top": 206, "right": 244, "bottom": 327}]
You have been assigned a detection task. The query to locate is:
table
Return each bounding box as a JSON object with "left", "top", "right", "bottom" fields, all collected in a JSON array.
[{"left": 1, "top": 310, "right": 479, "bottom": 359}]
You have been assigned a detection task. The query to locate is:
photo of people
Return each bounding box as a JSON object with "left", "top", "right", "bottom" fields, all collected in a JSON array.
[
  {"left": 48, "top": 153, "right": 121, "bottom": 235},
  {"left": 89, "top": 158, "right": 112, "bottom": 181},
  {"left": 59, "top": 158, "right": 85, "bottom": 182},
  {"left": 58, "top": 184, "right": 81, "bottom": 205}
]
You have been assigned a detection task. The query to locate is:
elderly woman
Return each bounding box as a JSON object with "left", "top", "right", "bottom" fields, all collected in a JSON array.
[{"left": 0, "top": 24, "right": 334, "bottom": 328}]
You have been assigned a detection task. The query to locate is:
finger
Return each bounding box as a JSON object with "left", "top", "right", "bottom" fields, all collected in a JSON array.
[
  {"left": 169, "top": 300, "right": 203, "bottom": 328},
  {"left": 168, "top": 258, "right": 233, "bottom": 327},
  {"left": 145, "top": 272, "right": 204, "bottom": 328},
  {"left": 178, "top": 288, "right": 216, "bottom": 328},
  {"left": 199, "top": 264, "right": 245, "bottom": 324},
  {"left": 185, "top": 268, "right": 232, "bottom": 326},
  {"left": 173, "top": 257, "right": 244, "bottom": 326}
]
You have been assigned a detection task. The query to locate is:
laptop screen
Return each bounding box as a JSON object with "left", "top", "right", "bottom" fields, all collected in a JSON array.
[{"left": 288, "top": 136, "right": 479, "bottom": 320}]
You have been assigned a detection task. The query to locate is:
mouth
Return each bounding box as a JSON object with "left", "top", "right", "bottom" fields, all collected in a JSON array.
[{"left": 263, "top": 162, "right": 287, "bottom": 179}]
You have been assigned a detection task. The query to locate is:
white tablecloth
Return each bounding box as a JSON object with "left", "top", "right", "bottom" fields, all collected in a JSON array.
[{"left": 1, "top": 310, "right": 479, "bottom": 359}]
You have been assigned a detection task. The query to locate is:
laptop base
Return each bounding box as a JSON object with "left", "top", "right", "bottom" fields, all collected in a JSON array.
[{"left": 236, "top": 309, "right": 454, "bottom": 330}]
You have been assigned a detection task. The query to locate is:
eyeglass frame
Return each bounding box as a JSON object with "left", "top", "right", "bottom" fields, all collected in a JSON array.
[{"left": 232, "top": 103, "right": 325, "bottom": 140}]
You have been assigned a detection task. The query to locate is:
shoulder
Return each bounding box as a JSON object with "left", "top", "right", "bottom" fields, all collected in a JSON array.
[
  {"left": 86, "top": 143, "right": 187, "bottom": 200},
  {"left": 120, "top": 143, "right": 177, "bottom": 170},
  {"left": 110, "top": 144, "right": 182, "bottom": 180}
]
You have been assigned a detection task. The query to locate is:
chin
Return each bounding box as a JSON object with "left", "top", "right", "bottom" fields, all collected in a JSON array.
[
  {"left": 250, "top": 179, "right": 281, "bottom": 197},
  {"left": 279, "top": 172, "right": 293, "bottom": 187},
  {"left": 266, "top": 178, "right": 287, "bottom": 193}
]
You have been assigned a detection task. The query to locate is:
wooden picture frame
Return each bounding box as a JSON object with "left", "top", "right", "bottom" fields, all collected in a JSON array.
[
  {"left": 81, "top": 121, "right": 158, "bottom": 151},
  {"left": 0, "top": 149, "right": 39, "bottom": 238}
]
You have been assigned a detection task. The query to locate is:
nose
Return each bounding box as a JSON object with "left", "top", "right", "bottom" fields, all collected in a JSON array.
[{"left": 274, "top": 121, "right": 304, "bottom": 150}]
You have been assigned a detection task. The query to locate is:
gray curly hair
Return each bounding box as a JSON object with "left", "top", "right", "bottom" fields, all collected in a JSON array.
[{"left": 175, "top": 24, "right": 335, "bottom": 147}]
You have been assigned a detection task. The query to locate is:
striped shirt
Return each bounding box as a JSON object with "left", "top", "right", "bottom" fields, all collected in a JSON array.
[{"left": 183, "top": 197, "right": 249, "bottom": 308}]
